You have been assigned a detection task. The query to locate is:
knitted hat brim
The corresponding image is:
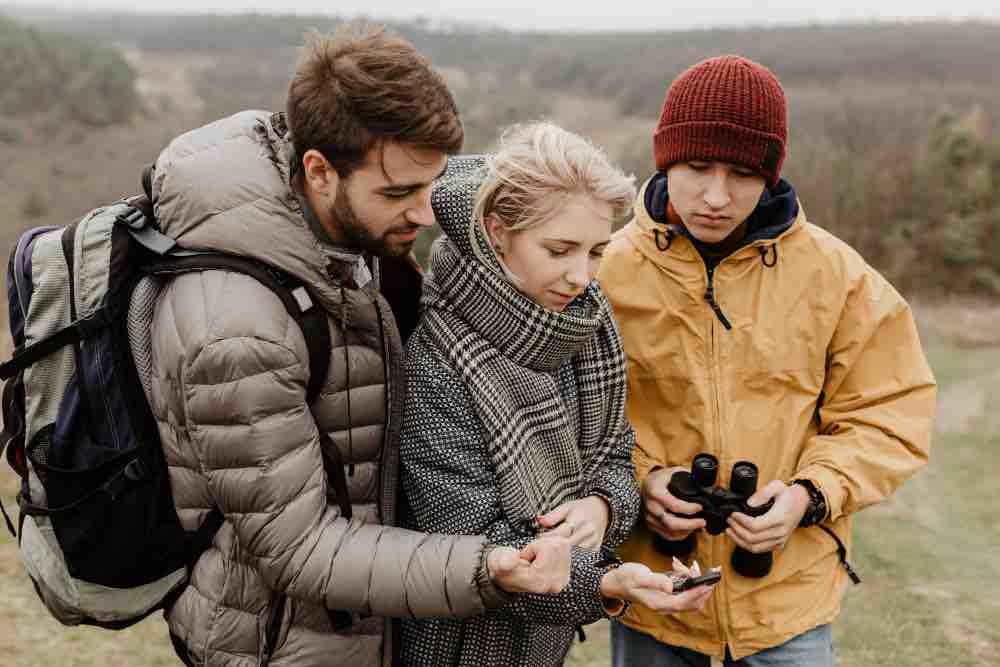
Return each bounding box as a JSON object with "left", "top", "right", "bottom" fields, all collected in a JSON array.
[{"left": 654, "top": 120, "right": 784, "bottom": 188}]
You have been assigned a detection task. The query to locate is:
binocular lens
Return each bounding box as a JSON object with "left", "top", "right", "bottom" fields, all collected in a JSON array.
[
  {"left": 730, "top": 461, "right": 758, "bottom": 496},
  {"left": 692, "top": 453, "right": 719, "bottom": 487}
]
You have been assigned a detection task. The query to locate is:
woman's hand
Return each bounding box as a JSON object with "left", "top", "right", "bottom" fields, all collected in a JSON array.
[
  {"left": 537, "top": 495, "right": 611, "bottom": 550},
  {"left": 599, "top": 561, "right": 715, "bottom": 614}
]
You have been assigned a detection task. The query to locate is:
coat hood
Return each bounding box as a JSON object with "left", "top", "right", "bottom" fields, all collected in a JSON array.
[{"left": 151, "top": 110, "right": 345, "bottom": 309}]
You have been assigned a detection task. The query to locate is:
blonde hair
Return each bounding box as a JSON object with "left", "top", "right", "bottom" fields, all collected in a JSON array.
[{"left": 471, "top": 123, "right": 635, "bottom": 271}]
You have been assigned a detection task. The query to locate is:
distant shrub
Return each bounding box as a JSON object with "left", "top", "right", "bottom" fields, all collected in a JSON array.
[
  {"left": 21, "top": 191, "right": 49, "bottom": 220},
  {"left": 0, "top": 15, "right": 140, "bottom": 127},
  {"left": 0, "top": 118, "right": 23, "bottom": 145}
]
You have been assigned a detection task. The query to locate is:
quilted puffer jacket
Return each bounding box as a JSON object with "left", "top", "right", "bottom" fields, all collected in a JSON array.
[{"left": 145, "top": 111, "right": 503, "bottom": 667}]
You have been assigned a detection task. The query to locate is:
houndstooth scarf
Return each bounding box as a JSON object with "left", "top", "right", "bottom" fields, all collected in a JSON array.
[{"left": 420, "top": 156, "right": 628, "bottom": 532}]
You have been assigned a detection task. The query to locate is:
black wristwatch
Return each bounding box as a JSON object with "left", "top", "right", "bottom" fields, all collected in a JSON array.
[{"left": 793, "top": 479, "right": 827, "bottom": 527}]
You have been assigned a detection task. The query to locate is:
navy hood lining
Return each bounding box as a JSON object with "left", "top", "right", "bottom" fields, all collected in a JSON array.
[{"left": 643, "top": 172, "right": 799, "bottom": 245}]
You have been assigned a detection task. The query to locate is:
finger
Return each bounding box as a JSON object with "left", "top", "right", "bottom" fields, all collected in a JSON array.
[
  {"left": 730, "top": 508, "right": 781, "bottom": 532},
  {"left": 644, "top": 499, "right": 667, "bottom": 520},
  {"left": 726, "top": 522, "right": 785, "bottom": 550},
  {"left": 537, "top": 504, "right": 572, "bottom": 528},
  {"left": 543, "top": 523, "right": 576, "bottom": 540},
  {"left": 489, "top": 547, "right": 522, "bottom": 576},
  {"left": 725, "top": 528, "right": 784, "bottom": 553},
  {"left": 644, "top": 583, "right": 714, "bottom": 613},
  {"left": 658, "top": 511, "right": 706, "bottom": 533},
  {"left": 643, "top": 572, "right": 676, "bottom": 595},
  {"left": 725, "top": 525, "right": 754, "bottom": 551},
  {"left": 661, "top": 492, "right": 704, "bottom": 517},
  {"left": 645, "top": 519, "right": 695, "bottom": 543},
  {"left": 727, "top": 519, "right": 788, "bottom": 546},
  {"left": 568, "top": 523, "right": 597, "bottom": 548},
  {"left": 644, "top": 476, "right": 704, "bottom": 517},
  {"left": 747, "top": 480, "right": 786, "bottom": 509}
]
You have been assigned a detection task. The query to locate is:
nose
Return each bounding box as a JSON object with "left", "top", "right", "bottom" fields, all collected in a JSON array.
[
  {"left": 566, "top": 256, "right": 589, "bottom": 289},
  {"left": 406, "top": 187, "right": 436, "bottom": 228},
  {"left": 703, "top": 167, "right": 731, "bottom": 210}
]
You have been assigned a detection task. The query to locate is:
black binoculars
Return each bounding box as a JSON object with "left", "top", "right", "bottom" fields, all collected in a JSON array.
[{"left": 653, "top": 453, "right": 775, "bottom": 578}]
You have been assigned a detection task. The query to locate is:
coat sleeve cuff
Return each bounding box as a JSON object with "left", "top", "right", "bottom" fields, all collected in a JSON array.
[
  {"left": 476, "top": 544, "right": 513, "bottom": 610},
  {"left": 791, "top": 466, "right": 842, "bottom": 522}
]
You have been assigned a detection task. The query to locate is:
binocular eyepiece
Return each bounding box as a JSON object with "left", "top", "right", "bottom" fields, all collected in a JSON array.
[{"left": 653, "top": 454, "right": 774, "bottom": 578}]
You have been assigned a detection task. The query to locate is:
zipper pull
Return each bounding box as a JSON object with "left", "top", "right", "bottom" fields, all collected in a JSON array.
[{"left": 703, "top": 269, "right": 733, "bottom": 330}]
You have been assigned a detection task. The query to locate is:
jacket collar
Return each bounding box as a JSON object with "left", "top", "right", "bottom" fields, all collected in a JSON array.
[
  {"left": 627, "top": 173, "right": 805, "bottom": 269},
  {"left": 152, "top": 110, "right": 372, "bottom": 311}
]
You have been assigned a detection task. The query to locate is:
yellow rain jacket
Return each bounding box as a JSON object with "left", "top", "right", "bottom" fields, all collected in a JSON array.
[{"left": 598, "top": 178, "right": 936, "bottom": 659}]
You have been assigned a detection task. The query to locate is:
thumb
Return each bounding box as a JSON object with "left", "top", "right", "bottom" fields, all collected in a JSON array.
[
  {"left": 652, "top": 572, "right": 675, "bottom": 595},
  {"left": 490, "top": 546, "right": 522, "bottom": 575},
  {"left": 748, "top": 480, "right": 785, "bottom": 508},
  {"left": 537, "top": 504, "right": 571, "bottom": 528}
]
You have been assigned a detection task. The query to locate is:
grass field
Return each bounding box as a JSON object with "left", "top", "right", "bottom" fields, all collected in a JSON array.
[{"left": 1, "top": 302, "right": 997, "bottom": 666}]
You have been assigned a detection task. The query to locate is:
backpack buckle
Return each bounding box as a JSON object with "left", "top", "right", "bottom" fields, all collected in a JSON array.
[
  {"left": 73, "top": 309, "right": 108, "bottom": 339},
  {"left": 124, "top": 458, "right": 149, "bottom": 481},
  {"left": 115, "top": 206, "right": 147, "bottom": 231}
]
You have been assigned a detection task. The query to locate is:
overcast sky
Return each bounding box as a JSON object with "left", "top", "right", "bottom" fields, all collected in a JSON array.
[{"left": 7, "top": 0, "right": 1000, "bottom": 32}]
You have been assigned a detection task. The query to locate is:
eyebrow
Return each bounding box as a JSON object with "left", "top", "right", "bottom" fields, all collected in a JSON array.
[
  {"left": 379, "top": 164, "right": 449, "bottom": 192},
  {"left": 543, "top": 238, "right": 611, "bottom": 248}
]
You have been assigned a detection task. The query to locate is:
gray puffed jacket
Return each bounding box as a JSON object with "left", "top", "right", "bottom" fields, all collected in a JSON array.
[{"left": 145, "top": 111, "right": 502, "bottom": 667}]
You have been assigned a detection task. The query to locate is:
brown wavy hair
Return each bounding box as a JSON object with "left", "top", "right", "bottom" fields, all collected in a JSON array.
[{"left": 286, "top": 26, "right": 463, "bottom": 177}]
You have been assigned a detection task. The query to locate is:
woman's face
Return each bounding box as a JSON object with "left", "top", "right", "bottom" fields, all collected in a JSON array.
[
  {"left": 487, "top": 195, "right": 613, "bottom": 312},
  {"left": 666, "top": 161, "right": 766, "bottom": 243}
]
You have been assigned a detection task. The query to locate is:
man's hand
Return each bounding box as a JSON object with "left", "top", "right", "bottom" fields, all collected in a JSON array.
[
  {"left": 642, "top": 466, "right": 706, "bottom": 541},
  {"left": 487, "top": 536, "right": 572, "bottom": 595},
  {"left": 726, "top": 480, "right": 810, "bottom": 554},
  {"left": 536, "top": 495, "right": 611, "bottom": 551},
  {"left": 599, "top": 562, "right": 714, "bottom": 614}
]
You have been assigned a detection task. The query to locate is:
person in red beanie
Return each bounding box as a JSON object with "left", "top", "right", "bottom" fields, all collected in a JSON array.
[{"left": 598, "top": 55, "right": 937, "bottom": 665}]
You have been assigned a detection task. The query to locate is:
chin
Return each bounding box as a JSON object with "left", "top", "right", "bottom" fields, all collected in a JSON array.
[
  {"left": 690, "top": 228, "right": 730, "bottom": 244},
  {"left": 379, "top": 241, "right": 414, "bottom": 259}
]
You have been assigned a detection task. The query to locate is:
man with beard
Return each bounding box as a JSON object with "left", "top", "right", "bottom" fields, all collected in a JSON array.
[{"left": 148, "top": 27, "right": 571, "bottom": 667}]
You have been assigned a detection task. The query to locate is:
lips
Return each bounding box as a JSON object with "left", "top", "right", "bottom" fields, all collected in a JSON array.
[{"left": 393, "top": 227, "right": 420, "bottom": 241}]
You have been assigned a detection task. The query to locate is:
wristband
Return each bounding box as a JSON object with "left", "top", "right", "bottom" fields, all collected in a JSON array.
[{"left": 792, "top": 479, "right": 827, "bottom": 527}]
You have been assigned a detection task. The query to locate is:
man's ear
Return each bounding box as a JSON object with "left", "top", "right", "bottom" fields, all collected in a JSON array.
[{"left": 302, "top": 149, "right": 340, "bottom": 201}]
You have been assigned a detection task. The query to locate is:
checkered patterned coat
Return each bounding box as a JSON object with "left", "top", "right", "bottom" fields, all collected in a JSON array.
[
  {"left": 397, "top": 156, "right": 641, "bottom": 666},
  {"left": 398, "top": 330, "right": 640, "bottom": 666}
]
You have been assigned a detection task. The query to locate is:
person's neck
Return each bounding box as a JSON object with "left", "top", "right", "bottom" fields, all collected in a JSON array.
[{"left": 298, "top": 176, "right": 346, "bottom": 248}]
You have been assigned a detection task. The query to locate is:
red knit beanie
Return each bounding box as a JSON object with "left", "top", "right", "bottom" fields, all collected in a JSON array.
[{"left": 653, "top": 55, "right": 787, "bottom": 188}]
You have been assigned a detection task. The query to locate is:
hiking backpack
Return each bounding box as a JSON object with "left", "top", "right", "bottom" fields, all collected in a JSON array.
[{"left": 0, "top": 171, "right": 337, "bottom": 629}]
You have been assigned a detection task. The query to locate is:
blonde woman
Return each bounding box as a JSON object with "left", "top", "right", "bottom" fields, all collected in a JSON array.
[{"left": 398, "top": 123, "right": 714, "bottom": 667}]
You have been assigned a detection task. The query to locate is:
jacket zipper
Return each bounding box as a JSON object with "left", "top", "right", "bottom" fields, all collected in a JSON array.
[
  {"left": 704, "top": 265, "right": 732, "bottom": 331},
  {"left": 706, "top": 308, "right": 730, "bottom": 657}
]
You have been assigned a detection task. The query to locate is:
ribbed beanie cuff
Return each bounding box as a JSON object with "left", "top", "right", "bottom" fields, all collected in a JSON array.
[
  {"left": 654, "top": 121, "right": 785, "bottom": 188},
  {"left": 653, "top": 55, "right": 787, "bottom": 188}
]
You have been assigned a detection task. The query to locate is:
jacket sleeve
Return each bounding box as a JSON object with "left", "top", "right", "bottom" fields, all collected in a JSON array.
[
  {"left": 584, "top": 425, "right": 640, "bottom": 549},
  {"left": 794, "top": 265, "right": 937, "bottom": 522},
  {"left": 400, "top": 344, "right": 615, "bottom": 627},
  {"left": 168, "top": 272, "right": 501, "bottom": 619}
]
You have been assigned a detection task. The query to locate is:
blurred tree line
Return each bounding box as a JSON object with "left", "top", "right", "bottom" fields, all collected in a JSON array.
[
  {"left": 0, "top": 15, "right": 140, "bottom": 132},
  {"left": 2, "top": 8, "right": 999, "bottom": 296}
]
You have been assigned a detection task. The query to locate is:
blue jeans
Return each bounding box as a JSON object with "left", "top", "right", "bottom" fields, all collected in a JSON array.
[{"left": 610, "top": 621, "right": 833, "bottom": 667}]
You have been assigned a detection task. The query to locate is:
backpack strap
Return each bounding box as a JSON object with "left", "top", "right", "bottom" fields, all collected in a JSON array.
[
  {"left": 142, "top": 163, "right": 155, "bottom": 201},
  {"left": 0, "top": 308, "right": 109, "bottom": 380},
  {"left": 144, "top": 254, "right": 330, "bottom": 404}
]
